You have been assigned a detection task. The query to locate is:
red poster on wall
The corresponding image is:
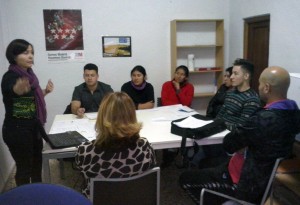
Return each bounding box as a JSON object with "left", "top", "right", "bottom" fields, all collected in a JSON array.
[{"left": 43, "top": 9, "right": 84, "bottom": 51}]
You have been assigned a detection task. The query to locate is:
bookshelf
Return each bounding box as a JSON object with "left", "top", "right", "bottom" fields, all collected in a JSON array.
[{"left": 170, "top": 19, "right": 224, "bottom": 112}]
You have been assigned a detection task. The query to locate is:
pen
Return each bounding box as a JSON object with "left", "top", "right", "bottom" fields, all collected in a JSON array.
[{"left": 178, "top": 109, "right": 193, "bottom": 113}]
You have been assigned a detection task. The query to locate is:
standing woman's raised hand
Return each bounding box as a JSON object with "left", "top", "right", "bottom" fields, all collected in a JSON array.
[
  {"left": 44, "top": 79, "right": 54, "bottom": 95},
  {"left": 13, "top": 77, "right": 31, "bottom": 95}
]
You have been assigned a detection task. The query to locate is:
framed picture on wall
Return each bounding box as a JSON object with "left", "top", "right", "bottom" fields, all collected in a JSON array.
[{"left": 102, "top": 36, "right": 132, "bottom": 57}]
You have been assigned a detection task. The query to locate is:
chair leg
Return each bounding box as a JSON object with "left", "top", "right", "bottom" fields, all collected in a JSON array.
[
  {"left": 59, "top": 159, "right": 65, "bottom": 179},
  {"left": 269, "top": 185, "right": 274, "bottom": 205}
]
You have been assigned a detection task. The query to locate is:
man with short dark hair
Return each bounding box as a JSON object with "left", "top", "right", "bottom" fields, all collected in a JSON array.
[
  {"left": 201, "top": 59, "right": 261, "bottom": 168},
  {"left": 216, "top": 58, "right": 260, "bottom": 131},
  {"left": 71, "top": 63, "right": 113, "bottom": 118}
]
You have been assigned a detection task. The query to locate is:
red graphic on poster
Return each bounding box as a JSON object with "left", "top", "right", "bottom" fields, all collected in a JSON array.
[{"left": 43, "top": 10, "right": 84, "bottom": 51}]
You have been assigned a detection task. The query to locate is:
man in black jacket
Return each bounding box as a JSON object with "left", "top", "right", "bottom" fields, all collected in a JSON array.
[{"left": 179, "top": 66, "right": 300, "bottom": 204}]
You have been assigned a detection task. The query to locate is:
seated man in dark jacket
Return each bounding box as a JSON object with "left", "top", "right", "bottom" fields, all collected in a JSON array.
[{"left": 179, "top": 66, "right": 300, "bottom": 204}]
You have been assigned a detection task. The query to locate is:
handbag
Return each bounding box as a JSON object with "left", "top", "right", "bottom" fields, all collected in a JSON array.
[{"left": 171, "top": 114, "right": 227, "bottom": 167}]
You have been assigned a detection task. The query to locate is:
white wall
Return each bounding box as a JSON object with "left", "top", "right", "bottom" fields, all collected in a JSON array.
[
  {"left": 0, "top": 0, "right": 229, "bottom": 191},
  {"left": 228, "top": 0, "right": 300, "bottom": 72}
]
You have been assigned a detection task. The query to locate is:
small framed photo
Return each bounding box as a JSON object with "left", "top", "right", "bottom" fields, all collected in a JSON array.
[{"left": 102, "top": 36, "right": 132, "bottom": 57}]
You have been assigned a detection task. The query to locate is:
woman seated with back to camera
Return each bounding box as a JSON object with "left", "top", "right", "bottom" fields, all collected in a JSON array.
[{"left": 75, "top": 92, "right": 157, "bottom": 198}]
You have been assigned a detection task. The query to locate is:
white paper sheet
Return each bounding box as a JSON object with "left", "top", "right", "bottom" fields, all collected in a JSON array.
[
  {"left": 141, "top": 104, "right": 197, "bottom": 122},
  {"left": 173, "top": 116, "right": 213, "bottom": 128},
  {"left": 85, "top": 112, "right": 98, "bottom": 120}
]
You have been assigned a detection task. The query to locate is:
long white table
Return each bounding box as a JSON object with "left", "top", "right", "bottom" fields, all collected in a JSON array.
[{"left": 42, "top": 104, "right": 229, "bottom": 182}]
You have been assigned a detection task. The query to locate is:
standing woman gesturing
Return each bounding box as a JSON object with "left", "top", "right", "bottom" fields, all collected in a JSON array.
[{"left": 1, "top": 39, "right": 54, "bottom": 185}]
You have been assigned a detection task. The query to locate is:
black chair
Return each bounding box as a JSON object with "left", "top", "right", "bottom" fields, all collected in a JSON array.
[
  {"left": 63, "top": 103, "right": 72, "bottom": 114},
  {"left": 90, "top": 167, "right": 160, "bottom": 205},
  {"left": 157, "top": 97, "right": 162, "bottom": 107}
]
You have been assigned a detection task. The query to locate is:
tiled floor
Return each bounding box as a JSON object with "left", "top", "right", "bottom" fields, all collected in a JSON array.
[{"left": 2, "top": 150, "right": 195, "bottom": 205}]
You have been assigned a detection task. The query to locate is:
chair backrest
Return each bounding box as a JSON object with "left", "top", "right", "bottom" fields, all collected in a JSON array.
[
  {"left": 63, "top": 103, "right": 72, "bottom": 114},
  {"left": 157, "top": 97, "right": 162, "bottom": 107},
  {"left": 0, "top": 183, "right": 92, "bottom": 205},
  {"left": 90, "top": 167, "right": 160, "bottom": 205}
]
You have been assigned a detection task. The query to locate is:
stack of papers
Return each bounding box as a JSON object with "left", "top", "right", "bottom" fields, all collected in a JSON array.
[{"left": 173, "top": 116, "right": 213, "bottom": 129}]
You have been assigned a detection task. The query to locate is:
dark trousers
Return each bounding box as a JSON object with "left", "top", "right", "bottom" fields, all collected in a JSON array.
[
  {"left": 162, "top": 149, "right": 178, "bottom": 163},
  {"left": 179, "top": 162, "right": 236, "bottom": 205},
  {"left": 3, "top": 122, "right": 43, "bottom": 186}
]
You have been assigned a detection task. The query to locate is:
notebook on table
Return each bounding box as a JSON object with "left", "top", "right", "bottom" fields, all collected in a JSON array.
[{"left": 44, "top": 131, "right": 89, "bottom": 149}]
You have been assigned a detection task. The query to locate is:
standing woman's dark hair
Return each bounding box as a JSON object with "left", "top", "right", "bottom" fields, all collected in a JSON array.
[
  {"left": 6, "top": 39, "right": 34, "bottom": 64},
  {"left": 1, "top": 39, "right": 54, "bottom": 186}
]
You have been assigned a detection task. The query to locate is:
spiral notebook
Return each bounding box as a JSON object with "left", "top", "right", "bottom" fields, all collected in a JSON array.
[{"left": 44, "top": 131, "right": 89, "bottom": 149}]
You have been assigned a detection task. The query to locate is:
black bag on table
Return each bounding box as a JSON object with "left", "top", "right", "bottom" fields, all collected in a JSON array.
[{"left": 171, "top": 114, "right": 227, "bottom": 167}]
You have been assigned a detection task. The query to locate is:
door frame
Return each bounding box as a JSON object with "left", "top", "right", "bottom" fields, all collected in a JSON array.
[
  {"left": 243, "top": 14, "right": 270, "bottom": 92},
  {"left": 243, "top": 14, "right": 270, "bottom": 58}
]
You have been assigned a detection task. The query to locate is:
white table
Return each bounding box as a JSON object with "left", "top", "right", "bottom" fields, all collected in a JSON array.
[{"left": 42, "top": 104, "right": 229, "bottom": 182}]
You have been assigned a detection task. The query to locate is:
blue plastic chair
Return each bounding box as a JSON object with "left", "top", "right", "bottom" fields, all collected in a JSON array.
[{"left": 0, "top": 183, "right": 92, "bottom": 205}]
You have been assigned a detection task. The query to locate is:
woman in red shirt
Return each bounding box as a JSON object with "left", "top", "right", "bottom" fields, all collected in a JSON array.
[
  {"left": 160, "top": 65, "right": 194, "bottom": 167},
  {"left": 161, "top": 65, "right": 194, "bottom": 107}
]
